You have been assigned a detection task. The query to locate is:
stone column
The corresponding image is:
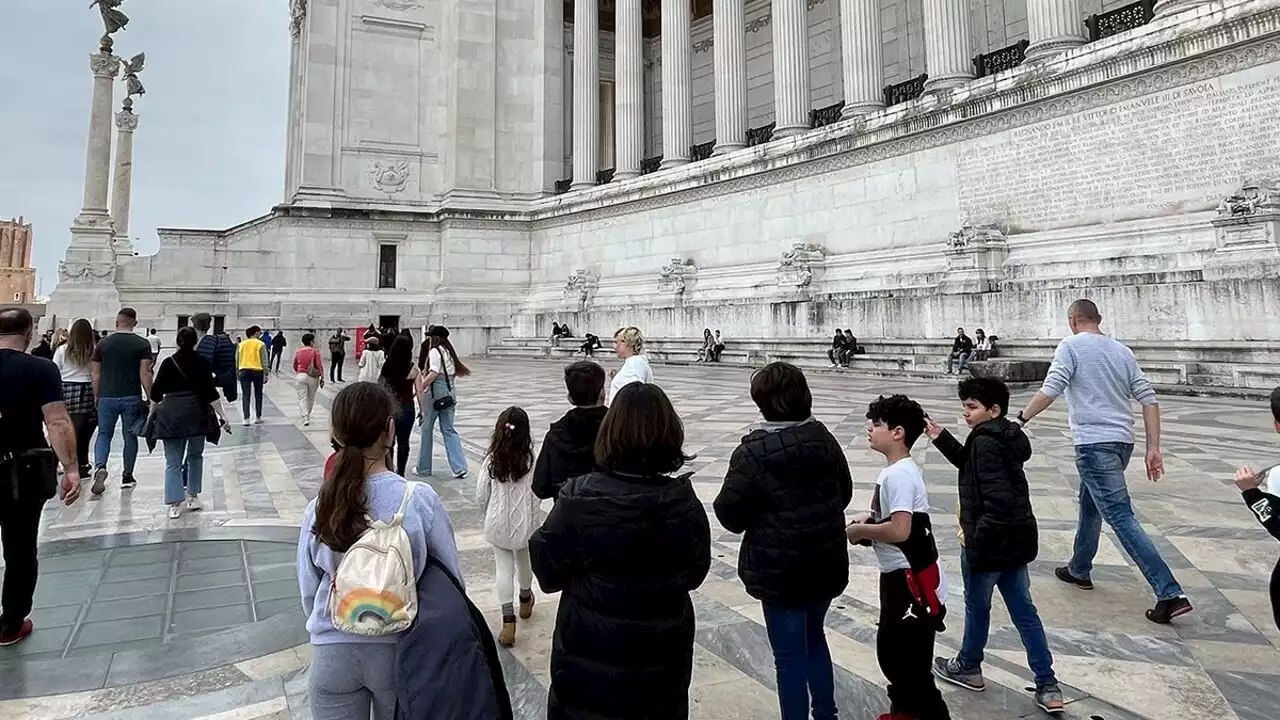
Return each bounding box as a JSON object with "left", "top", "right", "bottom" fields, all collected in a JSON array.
[
  {"left": 570, "top": 0, "right": 599, "bottom": 189},
  {"left": 77, "top": 51, "right": 121, "bottom": 228},
  {"left": 110, "top": 102, "right": 139, "bottom": 256},
  {"left": 615, "top": 0, "right": 644, "bottom": 180},
  {"left": 921, "top": 0, "right": 974, "bottom": 92},
  {"left": 1025, "top": 0, "right": 1085, "bottom": 61},
  {"left": 660, "top": 0, "right": 693, "bottom": 168},
  {"left": 840, "top": 0, "right": 885, "bottom": 118},
  {"left": 771, "top": 0, "right": 812, "bottom": 138},
  {"left": 563, "top": 38, "right": 574, "bottom": 180},
  {"left": 713, "top": 0, "right": 748, "bottom": 154},
  {"left": 1154, "top": 0, "right": 1209, "bottom": 17}
]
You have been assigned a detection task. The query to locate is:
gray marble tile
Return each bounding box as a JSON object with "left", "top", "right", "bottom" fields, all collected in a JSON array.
[
  {"left": 986, "top": 626, "right": 1198, "bottom": 667},
  {"left": 1207, "top": 669, "right": 1280, "bottom": 720}
]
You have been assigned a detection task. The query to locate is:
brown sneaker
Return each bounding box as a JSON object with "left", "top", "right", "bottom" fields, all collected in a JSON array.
[
  {"left": 519, "top": 592, "right": 535, "bottom": 620},
  {"left": 497, "top": 620, "right": 516, "bottom": 647}
]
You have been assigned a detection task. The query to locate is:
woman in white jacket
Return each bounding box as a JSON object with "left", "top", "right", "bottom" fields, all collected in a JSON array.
[
  {"left": 357, "top": 336, "right": 385, "bottom": 382},
  {"left": 476, "top": 406, "right": 541, "bottom": 647},
  {"left": 607, "top": 326, "right": 653, "bottom": 405}
]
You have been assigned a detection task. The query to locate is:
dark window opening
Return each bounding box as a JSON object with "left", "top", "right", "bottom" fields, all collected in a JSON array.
[{"left": 378, "top": 245, "right": 398, "bottom": 289}]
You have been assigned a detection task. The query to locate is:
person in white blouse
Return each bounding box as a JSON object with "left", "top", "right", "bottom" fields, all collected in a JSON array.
[
  {"left": 607, "top": 326, "right": 653, "bottom": 405},
  {"left": 53, "top": 319, "right": 98, "bottom": 478}
]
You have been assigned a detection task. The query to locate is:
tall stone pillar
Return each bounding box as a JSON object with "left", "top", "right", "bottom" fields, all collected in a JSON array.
[
  {"left": 840, "top": 0, "right": 885, "bottom": 118},
  {"left": 771, "top": 0, "right": 812, "bottom": 138},
  {"left": 615, "top": 0, "right": 644, "bottom": 180},
  {"left": 78, "top": 51, "right": 121, "bottom": 228},
  {"left": 111, "top": 101, "right": 139, "bottom": 256},
  {"left": 570, "top": 0, "right": 600, "bottom": 189},
  {"left": 1025, "top": 0, "right": 1085, "bottom": 61},
  {"left": 921, "top": 0, "right": 974, "bottom": 92},
  {"left": 660, "top": 0, "right": 693, "bottom": 168},
  {"left": 563, "top": 38, "right": 574, "bottom": 181},
  {"left": 713, "top": 0, "right": 748, "bottom": 154}
]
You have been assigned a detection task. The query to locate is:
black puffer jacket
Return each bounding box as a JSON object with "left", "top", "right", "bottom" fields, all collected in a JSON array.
[
  {"left": 713, "top": 420, "right": 853, "bottom": 605},
  {"left": 529, "top": 470, "right": 711, "bottom": 720},
  {"left": 933, "top": 417, "right": 1037, "bottom": 573},
  {"left": 532, "top": 406, "right": 609, "bottom": 500}
]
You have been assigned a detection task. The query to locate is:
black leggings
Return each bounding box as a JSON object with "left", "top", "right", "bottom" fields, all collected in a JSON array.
[
  {"left": 393, "top": 402, "right": 415, "bottom": 476},
  {"left": 70, "top": 412, "right": 95, "bottom": 474}
]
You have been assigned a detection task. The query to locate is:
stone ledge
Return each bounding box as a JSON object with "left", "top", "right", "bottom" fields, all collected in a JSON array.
[{"left": 968, "top": 359, "right": 1052, "bottom": 383}]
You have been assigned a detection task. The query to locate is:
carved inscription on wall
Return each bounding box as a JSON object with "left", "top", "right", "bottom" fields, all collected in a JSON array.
[{"left": 957, "top": 67, "right": 1280, "bottom": 231}]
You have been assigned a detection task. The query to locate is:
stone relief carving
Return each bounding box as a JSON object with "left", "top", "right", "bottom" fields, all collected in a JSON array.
[
  {"left": 777, "top": 242, "right": 825, "bottom": 288},
  {"left": 58, "top": 261, "right": 116, "bottom": 283},
  {"left": 1217, "top": 179, "right": 1280, "bottom": 217},
  {"left": 564, "top": 268, "right": 599, "bottom": 310},
  {"left": 371, "top": 160, "right": 411, "bottom": 194},
  {"left": 657, "top": 258, "right": 696, "bottom": 295},
  {"left": 946, "top": 224, "right": 1006, "bottom": 252},
  {"left": 114, "top": 108, "right": 139, "bottom": 131},
  {"left": 289, "top": 0, "right": 307, "bottom": 37},
  {"left": 373, "top": 0, "right": 421, "bottom": 10}
]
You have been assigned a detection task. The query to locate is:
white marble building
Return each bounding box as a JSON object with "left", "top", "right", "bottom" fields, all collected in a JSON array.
[{"left": 47, "top": 0, "right": 1280, "bottom": 385}]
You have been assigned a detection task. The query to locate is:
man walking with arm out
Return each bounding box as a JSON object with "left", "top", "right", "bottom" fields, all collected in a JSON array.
[
  {"left": 1012, "top": 299, "right": 1190, "bottom": 623},
  {"left": 0, "top": 307, "right": 82, "bottom": 646},
  {"left": 90, "top": 308, "right": 153, "bottom": 495}
]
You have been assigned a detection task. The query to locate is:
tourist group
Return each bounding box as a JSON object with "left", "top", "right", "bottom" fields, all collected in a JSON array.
[{"left": 0, "top": 301, "right": 1277, "bottom": 720}]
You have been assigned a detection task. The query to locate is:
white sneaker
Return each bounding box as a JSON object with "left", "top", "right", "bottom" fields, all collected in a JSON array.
[
  {"left": 167, "top": 504, "right": 182, "bottom": 519},
  {"left": 254, "top": 417, "right": 265, "bottom": 425},
  {"left": 303, "top": 417, "right": 310, "bottom": 426},
  {"left": 241, "top": 418, "right": 251, "bottom": 427},
  {"left": 186, "top": 495, "right": 202, "bottom": 511}
]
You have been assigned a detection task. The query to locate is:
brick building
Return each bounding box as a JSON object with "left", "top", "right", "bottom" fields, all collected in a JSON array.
[{"left": 0, "top": 217, "right": 36, "bottom": 304}]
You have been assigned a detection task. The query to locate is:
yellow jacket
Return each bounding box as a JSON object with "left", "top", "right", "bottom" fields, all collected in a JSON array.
[{"left": 237, "top": 337, "right": 268, "bottom": 371}]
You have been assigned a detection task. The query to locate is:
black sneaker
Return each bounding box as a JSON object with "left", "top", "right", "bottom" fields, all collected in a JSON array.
[
  {"left": 91, "top": 467, "right": 108, "bottom": 496},
  {"left": 1054, "top": 566, "right": 1093, "bottom": 590},
  {"left": 121, "top": 474, "right": 137, "bottom": 490},
  {"left": 1146, "top": 596, "right": 1193, "bottom": 624}
]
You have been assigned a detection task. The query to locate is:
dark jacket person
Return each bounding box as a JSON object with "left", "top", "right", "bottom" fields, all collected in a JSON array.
[
  {"left": 529, "top": 383, "right": 711, "bottom": 720},
  {"left": 532, "top": 361, "right": 608, "bottom": 500}
]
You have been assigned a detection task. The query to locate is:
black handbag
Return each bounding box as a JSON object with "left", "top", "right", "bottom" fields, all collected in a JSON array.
[{"left": 3, "top": 449, "right": 58, "bottom": 502}]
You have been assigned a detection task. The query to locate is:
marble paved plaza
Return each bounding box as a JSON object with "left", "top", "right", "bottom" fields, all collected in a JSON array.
[{"left": 1, "top": 359, "right": 1278, "bottom": 720}]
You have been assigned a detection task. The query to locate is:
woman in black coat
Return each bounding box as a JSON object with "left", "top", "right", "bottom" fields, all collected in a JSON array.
[{"left": 529, "top": 383, "right": 711, "bottom": 720}]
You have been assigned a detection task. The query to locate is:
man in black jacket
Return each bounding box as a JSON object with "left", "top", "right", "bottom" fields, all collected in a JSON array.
[
  {"left": 827, "top": 329, "right": 846, "bottom": 368},
  {"left": 924, "top": 377, "right": 1064, "bottom": 715},
  {"left": 532, "top": 361, "right": 608, "bottom": 500},
  {"left": 714, "top": 362, "right": 852, "bottom": 720},
  {"left": 1230, "top": 386, "right": 1280, "bottom": 632},
  {"left": 945, "top": 327, "right": 975, "bottom": 374}
]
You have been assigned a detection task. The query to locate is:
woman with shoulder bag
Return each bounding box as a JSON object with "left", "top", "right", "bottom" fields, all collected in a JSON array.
[
  {"left": 293, "top": 332, "right": 326, "bottom": 426},
  {"left": 413, "top": 326, "right": 470, "bottom": 479},
  {"left": 150, "top": 327, "right": 230, "bottom": 519}
]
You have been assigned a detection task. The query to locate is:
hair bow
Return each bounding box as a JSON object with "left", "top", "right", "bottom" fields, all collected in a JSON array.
[{"left": 504, "top": 422, "right": 515, "bottom": 431}]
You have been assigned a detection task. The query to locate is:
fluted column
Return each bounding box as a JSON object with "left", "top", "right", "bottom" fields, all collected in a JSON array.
[
  {"left": 840, "top": 0, "right": 884, "bottom": 118},
  {"left": 1155, "top": 0, "right": 1210, "bottom": 17},
  {"left": 921, "top": 0, "right": 974, "bottom": 92},
  {"left": 570, "top": 0, "right": 599, "bottom": 189},
  {"left": 772, "top": 0, "right": 811, "bottom": 138},
  {"left": 78, "top": 51, "right": 121, "bottom": 227},
  {"left": 1026, "top": 0, "right": 1085, "bottom": 61},
  {"left": 660, "top": 0, "right": 693, "bottom": 168},
  {"left": 713, "top": 0, "right": 747, "bottom": 154},
  {"left": 615, "top": 0, "right": 644, "bottom": 179},
  {"left": 110, "top": 102, "right": 139, "bottom": 255}
]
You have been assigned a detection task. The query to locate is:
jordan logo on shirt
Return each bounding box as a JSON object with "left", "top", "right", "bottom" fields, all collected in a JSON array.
[{"left": 902, "top": 605, "right": 918, "bottom": 621}]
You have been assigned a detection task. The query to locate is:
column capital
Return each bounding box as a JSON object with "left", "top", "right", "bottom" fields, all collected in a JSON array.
[
  {"left": 90, "top": 52, "right": 121, "bottom": 79},
  {"left": 115, "top": 107, "right": 139, "bottom": 131}
]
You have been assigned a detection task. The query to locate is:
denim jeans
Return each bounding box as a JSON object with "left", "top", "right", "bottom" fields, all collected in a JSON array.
[
  {"left": 415, "top": 377, "right": 467, "bottom": 476},
  {"left": 239, "top": 370, "right": 264, "bottom": 420},
  {"left": 163, "top": 436, "right": 205, "bottom": 505},
  {"left": 946, "top": 351, "right": 971, "bottom": 374},
  {"left": 957, "top": 555, "right": 1057, "bottom": 688},
  {"left": 761, "top": 600, "right": 837, "bottom": 720},
  {"left": 95, "top": 395, "right": 144, "bottom": 475},
  {"left": 1069, "top": 442, "right": 1183, "bottom": 600}
]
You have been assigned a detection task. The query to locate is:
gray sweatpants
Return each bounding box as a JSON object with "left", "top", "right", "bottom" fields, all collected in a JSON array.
[{"left": 309, "top": 642, "right": 398, "bottom": 720}]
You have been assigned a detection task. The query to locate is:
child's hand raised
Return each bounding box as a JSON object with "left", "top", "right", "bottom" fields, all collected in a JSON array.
[
  {"left": 1234, "top": 466, "right": 1262, "bottom": 491},
  {"left": 924, "top": 415, "right": 943, "bottom": 440}
]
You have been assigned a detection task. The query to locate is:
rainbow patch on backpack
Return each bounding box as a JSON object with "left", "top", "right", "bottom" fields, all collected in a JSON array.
[{"left": 334, "top": 587, "right": 410, "bottom": 630}]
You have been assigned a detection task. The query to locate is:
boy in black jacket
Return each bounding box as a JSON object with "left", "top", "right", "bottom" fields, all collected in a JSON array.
[
  {"left": 1230, "top": 386, "right": 1280, "bottom": 632},
  {"left": 715, "top": 363, "right": 851, "bottom": 720},
  {"left": 533, "top": 361, "right": 608, "bottom": 500},
  {"left": 925, "top": 377, "right": 1063, "bottom": 715}
]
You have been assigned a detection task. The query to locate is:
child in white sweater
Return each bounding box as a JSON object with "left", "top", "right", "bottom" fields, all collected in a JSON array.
[{"left": 476, "top": 406, "right": 542, "bottom": 647}]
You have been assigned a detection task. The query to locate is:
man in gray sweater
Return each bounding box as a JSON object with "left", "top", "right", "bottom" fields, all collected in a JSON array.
[{"left": 1012, "top": 299, "right": 1191, "bottom": 624}]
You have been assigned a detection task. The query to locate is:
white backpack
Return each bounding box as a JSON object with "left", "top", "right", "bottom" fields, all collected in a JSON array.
[{"left": 328, "top": 483, "right": 418, "bottom": 636}]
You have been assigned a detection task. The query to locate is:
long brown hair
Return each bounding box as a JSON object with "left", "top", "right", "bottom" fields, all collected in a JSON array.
[
  {"left": 486, "top": 406, "right": 532, "bottom": 483},
  {"left": 65, "top": 319, "right": 96, "bottom": 368},
  {"left": 428, "top": 329, "right": 471, "bottom": 377},
  {"left": 314, "top": 382, "right": 397, "bottom": 553}
]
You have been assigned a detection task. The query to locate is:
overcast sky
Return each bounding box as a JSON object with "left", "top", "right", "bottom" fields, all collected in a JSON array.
[{"left": 0, "top": 0, "right": 290, "bottom": 295}]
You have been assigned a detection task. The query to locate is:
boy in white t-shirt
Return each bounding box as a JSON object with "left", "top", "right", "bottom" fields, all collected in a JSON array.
[{"left": 846, "top": 394, "right": 951, "bottom": 720}]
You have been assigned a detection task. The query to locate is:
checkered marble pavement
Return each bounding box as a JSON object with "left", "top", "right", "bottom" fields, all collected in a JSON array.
[{"left": 1, "top": 358, "right": 1277, "bottom": 720}]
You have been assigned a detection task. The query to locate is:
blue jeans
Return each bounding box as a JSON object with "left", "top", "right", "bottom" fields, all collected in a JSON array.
[
  {"left": 957, "top": 555, "right": 1057, "bottom": 688},
  {"left": 163, "top": 436, "right": 205, "bottom": 505},
  {"left": 1069, "top": 442, "right": 1183, "bottom": 601},
  {"left": 946, "top": 351, "right": 971, "bottom": 373},
  {"left": 415, "top": 377, "right": 467, "bottom": 476},
  {"left": 94, "top": 396, "right": 144, "bottom": 475},
  {"left": 761, "top": 600, "right": 837, "bottom": 720}
]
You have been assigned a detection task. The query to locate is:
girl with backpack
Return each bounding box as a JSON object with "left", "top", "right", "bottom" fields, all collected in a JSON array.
[
  {"left": 292, "top": 332, "right": 325, "bottom": 426},
  {"left": 475, "top": 407, "right": 540, "bottom": 647},
  {"left": 297, "top": 382, "right": 469, "bottom": 719}
]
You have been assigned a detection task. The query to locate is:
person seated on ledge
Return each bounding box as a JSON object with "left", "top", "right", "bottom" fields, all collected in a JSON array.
[
  {"left": 840, "top": 329, "right": 862, "bottom": 367},
  {"left": 973, "top": 329, "right": 992, "bottom": 362},
  {"left": 696, "top": 328, "right": 714, "bottom": 363},
  {"left": 578, "top": 333, "right": 601, "bottom": 357},
  {"left": 712, "top": 330, "right": 725, "bottom": 362},
  {"left": 828, "top": 329, "right": 847, "bottom": 368},
  {"left": 550, "top": 322, "right": 563, "bottom": 346},
  {"left": 946, "top": 327, "right": 975, "bottom": 374}
]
